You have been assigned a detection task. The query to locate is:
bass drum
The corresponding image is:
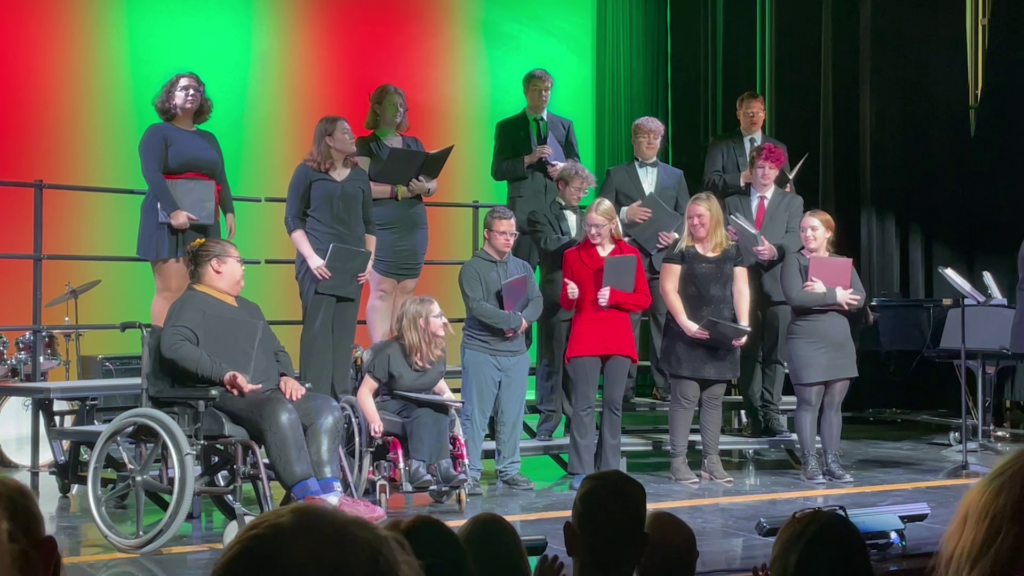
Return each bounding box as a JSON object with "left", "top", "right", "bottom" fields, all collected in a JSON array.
[{"left": 0, "top": 397, "right": 74, "bottom": 468}]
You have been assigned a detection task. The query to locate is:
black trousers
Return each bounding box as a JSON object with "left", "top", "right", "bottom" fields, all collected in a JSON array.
[
  {"left": 668, "top": 378, "right": 727, "bottom": 457},
  {"left": 535, "top": 304, "right": 573, "bottom": 436},
  {"left": 377, "top": 398, "right": 451, "bottom": 464},
  {"left": 213, "top": 389, "right": 342, "bottom": 491},
  {"left": 567, "top": 356, "right": 631, "bottom": 475},
  {"left": 296, "top": 260, "right": 360, "bottom": 400},
  {"left": 626, "top": 273, "right": 670, "bottom": 396},
  {"left": 739, "top": 299, "right": 792, "bottom": 425}
]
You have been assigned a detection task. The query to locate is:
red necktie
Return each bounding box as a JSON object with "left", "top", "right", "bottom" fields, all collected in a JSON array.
[{"left": 754, "top": 195, "right": 767, "bottom": 230}]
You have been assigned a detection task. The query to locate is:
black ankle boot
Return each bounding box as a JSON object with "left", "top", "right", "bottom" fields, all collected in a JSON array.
[
  {"left": 823, "top": 451, "right": 853, "bottom": 482},
  {"left": 801, "top": 451, "right": 825, "bottom": 484},
  {"left": 430, "top": 459, "right": 467, "bottom": 488},
  {"left": 407, "top": 460, "right": 432, "bottom": 489}
]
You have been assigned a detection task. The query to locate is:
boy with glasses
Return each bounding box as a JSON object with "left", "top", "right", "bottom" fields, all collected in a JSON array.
[
  {"left": 458, "top": 206, "right": 543, "bottom": 494},
  {"left": 703, "top": 92, "right": 794, "bottom": 198}
]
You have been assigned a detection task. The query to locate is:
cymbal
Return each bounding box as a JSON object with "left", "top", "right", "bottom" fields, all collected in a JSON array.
[{"left": 45, "top": 279, "right": 102, "bottom": 309}]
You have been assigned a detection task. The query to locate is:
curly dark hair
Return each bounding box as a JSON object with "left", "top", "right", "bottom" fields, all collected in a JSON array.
[{"left": 153, "top": 72, "right": 213, "bottom": 124}]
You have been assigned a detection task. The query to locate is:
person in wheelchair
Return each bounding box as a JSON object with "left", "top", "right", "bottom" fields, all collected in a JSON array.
[
  {"left": 157, "top": 237, "right": 350, "bottom": 507},
  {"left": 356, "top": 296, "right": 468, "bottom": 489}
]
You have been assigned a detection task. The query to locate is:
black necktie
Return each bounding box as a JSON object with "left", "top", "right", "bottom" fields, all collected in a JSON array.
[
  {"left": 533, "top": 117, "right": 547, "bottom": 144},
  {"left": 636, "top": 159, "right": 658, "bottom": 169},
  {"left": 749, "top": 136, "right": 757, "bottom": 151}
]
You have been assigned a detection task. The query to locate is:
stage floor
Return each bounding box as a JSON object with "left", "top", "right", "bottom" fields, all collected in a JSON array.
[{"left": 5, "top": 422, "right": 1017, "bottom": 576}]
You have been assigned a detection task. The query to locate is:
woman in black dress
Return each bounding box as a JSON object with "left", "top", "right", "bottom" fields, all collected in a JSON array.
[
  {"left": 138, "top": 73, "right": 236, "bottom": 327},
  {"left": 285, "top": 116, "right": 376, "bottom": 399},
  {"left": 659, "top": 192, "right": 750, "bottom": 484},
  {"left": 780, "top": 209, "right": 864, "bottom": 483},
  {"left": 354, "top": 85, "right": 438, "bottom": 343},
  {"left": 355, "top": 296, "right": 466, "bottom": 489}
]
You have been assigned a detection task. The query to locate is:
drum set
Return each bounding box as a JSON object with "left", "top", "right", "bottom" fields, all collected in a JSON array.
[{"left": 0, "top": 280, "right": 101, "bottom": 468}]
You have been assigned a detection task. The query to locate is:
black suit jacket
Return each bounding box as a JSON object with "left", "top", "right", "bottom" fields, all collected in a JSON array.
[
  {"left": 492, "top": 111, "right": 580, "bottom": 215},
  {"left": 1011, "top": 239, "right": 1024, "bottom": 353},
  {"left": 723, "top": 188, "right": 804, "bottom": 302},
  {"left": 703, "top": 130, "right": 793, "bottom": 198},
  {"left": 527, "top": 200, "right": 579, "bottom": 320},
  {"left": 598, "top": 161, "right": 690, "bottom": 273}
]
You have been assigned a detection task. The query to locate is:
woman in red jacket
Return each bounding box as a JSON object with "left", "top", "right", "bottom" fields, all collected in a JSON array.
[{"left": 561, "top": 197, "right": 652, "bottom": 490}]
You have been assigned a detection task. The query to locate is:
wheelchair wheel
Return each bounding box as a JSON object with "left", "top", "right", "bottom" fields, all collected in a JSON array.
[
  {"left": 375, "top": 479, "right": 390, "bottom": 514},
  {"left": 455, "top": 486, "right": 467, "bottom": 513},
  {"left": 87, "top": 408, "right": 196, "bottom": 555},
  {"left": 202, "top": 445, "right": 271, "bottom": 521},
  {"left": 340, "top": 397, "right": 370, "bottom": 498}
]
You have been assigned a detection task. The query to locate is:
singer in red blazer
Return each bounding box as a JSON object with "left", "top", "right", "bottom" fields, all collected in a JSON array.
[
  {"left": 559, "top": 197, "right": 652, "bottom": 486},
  {"left": 560, "top": 239, "right": 652, "bottom": 360}
]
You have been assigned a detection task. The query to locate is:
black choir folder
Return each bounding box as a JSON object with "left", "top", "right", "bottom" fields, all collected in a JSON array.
[
  {"left": 697, "top": 318, "right": 751, "bottom": 350},
  {"left": 728, "top": 214, "right": 763, "bottom": 263},
  {"left": 315, "top": 243, "right": 372, "bottom": 300},
  {"left": 501, "top": 273, "right": 530, "bottom": 312},
  {"left": 374, "top": 145, "right": 455, "bottom": 186},
  {"left": 394, "top": 390, "right": 464, "bottom": 408},
  {"left": 602, "top": 254, "right": 638, "bottom": 293},
  {"left": 158, "top": 179, "right": 217, "bottom": 226},
  {"left": 623, "top": 194, "right": 684, "bottom": 255},
  {"left": 199, "top": 314, "right": 262, "bottom": 382},
  {"left": 774, "top": 152, "right": 808, "bottom": 189}
]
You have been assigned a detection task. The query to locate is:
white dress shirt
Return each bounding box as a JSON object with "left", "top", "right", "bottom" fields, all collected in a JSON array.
[
  {"left": 555, "top": 197, "right": 578, "bottom": 237},
  {"left": 742, "top": 131, "right": 763, "bottom": 161},
  {"left": 619, "top": 159, "right": 659, "bottom": 222},
  {"left": 750, "top": 185, "right": 776, "bottom": 218}
]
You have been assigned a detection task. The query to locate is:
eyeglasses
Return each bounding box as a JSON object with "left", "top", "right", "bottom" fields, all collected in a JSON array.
[
  {"left": 218, "top": 255, "right": 245, "bottom": 265},
  {"left": 583, "top": 222, "right": 611, "bottom": 233},
  {"left": 175, "top": 85, "right": 203, "bottom": 96},
  {"left": 742, "top": 110, "right": 766, "bottom": 119},
  {"left": 488, "top": 230, "right": 519, "bottom": 240},
  {"left": 431, "top": 311, "right": 446, "bottom": 320},
  {"left": 792, "top": 505, "right": 849, "bottom": 519},
  {"left": 567, "top": 184, "right": 589, "bottom": 194}
]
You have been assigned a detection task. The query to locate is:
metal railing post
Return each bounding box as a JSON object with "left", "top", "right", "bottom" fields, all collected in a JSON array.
[
  {"left": 471, "top": 201, "right": 480, "bottom": 252},
  {"left": 29, "top": 179, "right": 43, "bottom": 494}
]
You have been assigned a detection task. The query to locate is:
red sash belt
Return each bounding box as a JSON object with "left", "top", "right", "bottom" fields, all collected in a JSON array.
[{"left": 164, "top": 173, "right": 221, "bottom": 221}]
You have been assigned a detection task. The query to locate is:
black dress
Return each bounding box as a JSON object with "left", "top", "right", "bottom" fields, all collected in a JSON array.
[
  {"left": 355, "top": 133, "right": 430, "bottom": 281},
  {"left": 136, "top": 122, "right": 235, "bottom": 261},
  {"left": 660, "top": 243, "right": 745, "bottom": 381},
  {"left": 284, "top": 162, "right": 375, "bottom": 398}
]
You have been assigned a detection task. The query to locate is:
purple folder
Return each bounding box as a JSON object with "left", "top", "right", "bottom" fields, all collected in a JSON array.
[
  {"left": 502, "top": 273, "right": 530, "bottom": 312},
  {"left": 808, "top": 256, "right": 853, "bottom": 289}
]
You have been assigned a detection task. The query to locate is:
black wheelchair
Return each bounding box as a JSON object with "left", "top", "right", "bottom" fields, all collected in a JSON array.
[
  {"left": 339, "top": 346, "right": 469, "bottom": 514},
  {"left": 85, "top": 323, "right": 362, "bottom": 554}
]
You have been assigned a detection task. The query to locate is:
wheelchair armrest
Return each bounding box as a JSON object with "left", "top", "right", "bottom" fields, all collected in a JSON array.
[{"left": 149, "top": 387, "right": 222, "bottom": 402}]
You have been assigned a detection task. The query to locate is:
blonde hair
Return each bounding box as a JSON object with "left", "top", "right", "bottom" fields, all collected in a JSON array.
[
  {"left": 365, "top": 84, "right": 411, "bottom": 133},
  {"left": 631, "top": 116, "right": 665, "bottom": 139},
  {"left": 676, "top": 192, "right": 731, "bottom": 254},
  {"left": 931, "top": 450, "right": 1024, "bottom": 576},
  {"left": 584, "top": 197, "right": 623, "bottom": 240},
  {"left": 394, "top": 296, "right": 451, "bottom": 370}
]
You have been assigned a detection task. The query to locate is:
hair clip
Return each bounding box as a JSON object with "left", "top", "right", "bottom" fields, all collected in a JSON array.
[{"left": 190, "top": 238, "right": 206, "bottom": 248}]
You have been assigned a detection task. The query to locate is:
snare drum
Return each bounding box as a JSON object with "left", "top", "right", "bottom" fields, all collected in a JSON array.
[
  {"left": 0, "top": 396, "right": 73, "bottom": 468},
  {"left": 13, "top": 331, "right": 63, "bottom": 373}
]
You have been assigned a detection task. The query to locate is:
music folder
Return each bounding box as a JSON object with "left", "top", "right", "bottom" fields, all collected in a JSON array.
[
  {"left": 394, "top": 390, "right": 464, "bottom": 408},
  {"left": 623, "top": 194, "right": 684, "bottom": 255},
  {"left": 501, "top": 273, "right": 530, "bottom": 312},
  {"left": 602, "top": 254, "right": 638, "bottom": 293},
  {"left": 373, "top": 145, "right": 455, "bottom": 186},
  {"left": 774, "top": 152, "right": 808, "bottom": 188},
  {"left": 158, "top": 179, "right": 217, "bottom": 226},
  {"left": 697, "top": 317, "right": 752, "bottom": 349},
  {"left": 808, "top": 256, "right": 853, "bottom": 289},
  {"left": 315, "top": 244, "right": 372, "bottom": 300},
  {"left": 199, "top": 313, "right": 262, "bottom": 382},
  {"left": 729, "top": 214, "right": 763, "bottom": 260}
]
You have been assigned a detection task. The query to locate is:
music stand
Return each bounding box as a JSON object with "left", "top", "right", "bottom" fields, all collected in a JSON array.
[{"left": 937, "top": 267, "right": 1010, "bottom": 478}]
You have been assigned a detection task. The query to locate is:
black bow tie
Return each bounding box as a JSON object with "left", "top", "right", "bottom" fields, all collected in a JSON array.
[
  {"left": 636, "top": 159, "right": 659, "bottom": 169},
  {"left": 560, "top": 204, "right": 579, "bottom": 213}
]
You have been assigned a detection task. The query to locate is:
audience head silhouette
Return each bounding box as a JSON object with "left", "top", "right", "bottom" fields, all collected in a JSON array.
[
  {"left": 769, "top": 509, "right": 872, "bottom": 576},
  {"left": 564, "top": 470, "right": 648, "bottom": 576},
  {"left": 387, "top": 515, "right": 473, "bottom": 576},
  {"left": 0, "top": 477, "right": 62, "bottom": 576},
  {"left": 211, "top": 504, "right": 422, "bottom": 576},
  {"left": 458, "top": 512, "right": 532, "bottom": 576},
  {"left": 637, "top": 511, "right": 698, "bottom": 576}
]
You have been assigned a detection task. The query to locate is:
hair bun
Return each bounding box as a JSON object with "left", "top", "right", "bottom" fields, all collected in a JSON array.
[{"left": 186, "top": 238, "right": 206, "bottom": 258}]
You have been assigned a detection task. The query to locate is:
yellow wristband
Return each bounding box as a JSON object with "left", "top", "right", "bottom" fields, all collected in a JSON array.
[{"left": 396, "top": 185, "right": 403, "bottom": 200}]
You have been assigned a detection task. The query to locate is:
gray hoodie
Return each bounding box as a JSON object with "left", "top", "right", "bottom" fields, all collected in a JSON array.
[{"left": 458, "top": 248, "right": 543, "bottom": 356}]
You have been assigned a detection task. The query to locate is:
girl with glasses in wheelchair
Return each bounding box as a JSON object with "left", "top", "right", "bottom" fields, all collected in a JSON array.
[
  {"left": 356, "top": 296, "right": 469, "bottom": 490},
  {"left": 158, "top": 238, "right": 379, "bottom": 515}
]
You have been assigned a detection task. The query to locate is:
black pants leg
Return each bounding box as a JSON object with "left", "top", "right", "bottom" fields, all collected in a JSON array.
[
  {"left": 738, "top": 296, "right": 767, "bottom": 427},
  {"left": 668, "top": 378, "right": 727, "bottom": 457},
  {"left": 760, "top": 304, "right": 792, "bottom": 419},
  {"left": 536, "top": 306, "right": 573, "bottom": 436},
  {"left": 297, "top": 261, "right": 360, "bottom": 400},
  {"left": 646, "top": 274, "right": 670, "bottom": 396},
  {"left": 567, "top": 357, "right": 602, "bottom": 475},
  {"left": 377, "top": 398, "right": 450, "bottom": 464},
  {"left": 213, "top": 390, "right": 343, "bottom": 490},
  {"left": 597, "top": 356, "right": 630, "bottom": 472}
]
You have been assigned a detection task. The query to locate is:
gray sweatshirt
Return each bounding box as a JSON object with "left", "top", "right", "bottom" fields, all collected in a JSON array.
[{"left": 458, "top": 249, "right": 543, "bottom": 356}]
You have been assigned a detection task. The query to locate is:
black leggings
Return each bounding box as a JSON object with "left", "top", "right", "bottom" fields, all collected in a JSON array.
[
  {"left": 376, "top": 398, "right": 451, "bottom": 464},
  {"left": 793, "top": 380, "right": 850, "bottom": 453},
  {"left": 567, "top": 356, "right": 631, "bottom": 475},
  {"left": 213, "top": 389, "right": 343, "bottom": 490},
  {"left": 669, "top": 378, "right": 728, "bottom": 457}
]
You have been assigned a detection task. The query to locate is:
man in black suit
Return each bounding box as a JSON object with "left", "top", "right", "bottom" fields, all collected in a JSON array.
[
  {"left": 527, "top": 162, "right": 595, "bottom": 440},
  {"left": 724, "top": 143, "right": 804, "bottom": 437},
  {"left": 492, "top": 68, "right": 581, "bottom": 269},
  {"left": 703, "top": 92, "right": 793, "bottom": 198},
  {"left": 598, "top": 117, "right": 690, "bottom": 401},
  {"left": 1010, "top": 239, "right": 1024, "bottom": 353}
]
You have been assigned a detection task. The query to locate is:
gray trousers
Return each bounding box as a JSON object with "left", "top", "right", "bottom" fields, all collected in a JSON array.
[
  {"left": 668, "top": 378, "right": 727, "bottom": 458},
  {"left": 459, "top": 347, "right": 530, "bottom": 481},
  {"left": 568, "top": 356, "right": 631, "bottom": 475}
]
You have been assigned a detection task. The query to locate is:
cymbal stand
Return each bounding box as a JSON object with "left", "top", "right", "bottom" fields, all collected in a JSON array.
[{"left": 64, "top": 282, "right": 84, "bottom": 380}]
